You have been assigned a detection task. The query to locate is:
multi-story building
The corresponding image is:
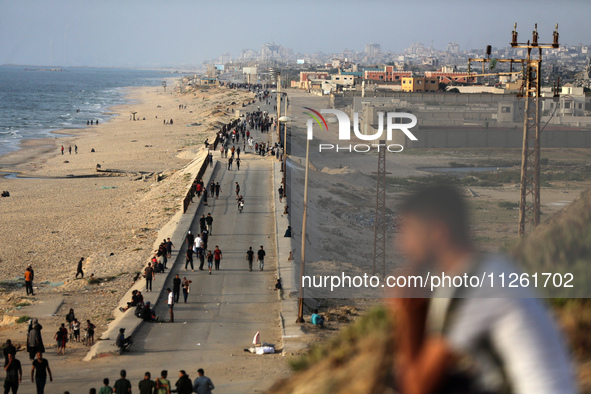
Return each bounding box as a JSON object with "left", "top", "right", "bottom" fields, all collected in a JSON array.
[
  {"left": 365, "top": 43, "right": 381, "bottom": 57},
  {"left": 364, "top": 65, "right": 411, "bottom": 82},
  {"left": 401, "top": 76, "right": 439, "bottom": 92}
]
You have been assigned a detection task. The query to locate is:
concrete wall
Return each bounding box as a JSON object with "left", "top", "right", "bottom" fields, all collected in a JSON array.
[{"left": 383, "top": 127, "right": 591, "bottom": 148}]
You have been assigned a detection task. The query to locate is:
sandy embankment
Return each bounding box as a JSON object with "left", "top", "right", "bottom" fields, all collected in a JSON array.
[{"left": 0, "top": 82, "right": 253, "bottom": 347}]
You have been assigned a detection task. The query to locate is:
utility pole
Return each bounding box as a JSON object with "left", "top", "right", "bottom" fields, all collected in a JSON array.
[
  {"left": 276, "top": 74, "right": 282, "bottom": 139},
  {"left": 468, "top": 23, "right": 559, "bottom": 236},
  {"left": 297, "top": 119, "right": 312, "bottom": 323},
  {"left": 372, "top": 140, "right": 389, "bottom": 277}
]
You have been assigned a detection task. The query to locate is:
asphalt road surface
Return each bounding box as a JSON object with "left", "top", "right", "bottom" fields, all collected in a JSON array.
[{"left": 43, "top": 98, "right": 286, "bottom": 393}]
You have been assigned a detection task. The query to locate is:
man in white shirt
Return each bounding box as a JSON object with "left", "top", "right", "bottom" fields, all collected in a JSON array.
[
  {"left": 194, "top": 235, "right": 203, "bottom": 256},
  {"left": 391, "top": 184, "right": 576, "bottom": 394},
  {"left": 167, "top": 288, "right": 174, "bottom": 323}
]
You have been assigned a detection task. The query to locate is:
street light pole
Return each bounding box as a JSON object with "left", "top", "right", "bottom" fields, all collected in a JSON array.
[
  {"left": 276, "top": 74, "right": 282, "bottom": 139},
  {"left": 297, "top": 119, "right": 312, "bottom": 323}
]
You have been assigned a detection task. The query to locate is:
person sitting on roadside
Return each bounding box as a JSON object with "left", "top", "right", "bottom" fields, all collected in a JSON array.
[
  {"left": 311, "top": 309, "right": 325, "bottom": 328},
  {"left": 119, "top": 290, "right": 143, "bottom": 313},
  {"left": 115, "top": 328, "right": 133, "bottom": 351},
  {"left": 141, "top": 302, "right": 157, "bottom": 322}
]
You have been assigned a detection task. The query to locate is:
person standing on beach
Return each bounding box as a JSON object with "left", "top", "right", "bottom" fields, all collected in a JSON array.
[
  {"left": 182, "top": 278, "right": 192, "bottom": 303},
  {"left": 60, "top": 146, "right": 64, "bottom": 155},
  {"left": 246, "top": 247, "right": 254, "bottom": 272},
  {"left": 257, "top": 246, "right": 266, "bottom": 271},
  {"left": 75, "top": 257, "right": 84, "bottom": 279},
  {"left": 24, "top": 266, "right": 34, "bottom": 296},
  {"left": 68, "top": 146, "right": 72, "bottom": 155},
  {"left": 205, "top": 213, "right": 213, "bottom": 235},
  {"left": 144, "top": 263, "right": 155, "bottom": 292},
  {"left": 31, "top": 351, "right": 52, "bottom": 394},
  {"left": 75, "top": 145, "right": 78, "bottom": 154}
]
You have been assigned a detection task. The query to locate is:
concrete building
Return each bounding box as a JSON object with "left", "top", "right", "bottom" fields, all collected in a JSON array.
[
  {"left": 401, "top": 76, "right": 439, "bottom": 92},
  {"left": 365, "top": 43, "right": 381, "bottom": 57},
  {"left": 364, "top": 65, "right": 411, "bottom": 82}
]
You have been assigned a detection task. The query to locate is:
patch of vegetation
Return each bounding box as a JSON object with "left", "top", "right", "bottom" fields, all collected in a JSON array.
[
  {"left": 16, "top": 316, "right": 30, "bottom": 324},
  {"left": 498, "top": 201, "right": 519, "bottom": 210},
  {"left": 288, "top": 305, "right": 392, "bottom": 372},
  {"left": 14, "top": 302, "right": 30, "bottom": 308}
]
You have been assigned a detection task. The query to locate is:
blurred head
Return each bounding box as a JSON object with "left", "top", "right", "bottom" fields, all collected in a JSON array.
[
  {"left": 103, "top": 378, "right": 109, "bottom": 386},
  {"left": 198, "top": 368, "right": 204, "bottom": 376},
  {"left": 36, "top": 352, "right": 43, "bottom": 360},
  {"left": 120, "top": 370, "right": 126, "bottom": 378},
  {"left": 397, "top": 184, "right": 471, "bottom": 268},
  {"left": 144, "top": 372, "right": 151, "bottom": 379},
  {"left": 161, "top": 370, "right": 168, "bottom": 378},
  {"left": 179, "top": 370, "right": 187, "bottom": 377}
]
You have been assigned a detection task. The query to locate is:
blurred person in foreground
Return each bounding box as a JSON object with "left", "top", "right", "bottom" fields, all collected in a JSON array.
[{"left": 391, "top": 184, "right": 575, "bottom": 394}]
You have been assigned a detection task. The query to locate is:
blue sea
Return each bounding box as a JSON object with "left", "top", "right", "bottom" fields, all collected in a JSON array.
[{"left": 0, "top": 66, "right": 167, "bottom": 157}]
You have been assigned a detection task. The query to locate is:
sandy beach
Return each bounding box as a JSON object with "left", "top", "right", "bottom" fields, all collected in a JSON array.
[{"left": 0, "top": 82, "right": 254, "bottom": 348}]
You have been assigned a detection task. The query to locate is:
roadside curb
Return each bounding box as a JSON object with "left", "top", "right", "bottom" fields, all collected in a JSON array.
[
  {"left": 272, "top": 159, "right": 306, "bottom": 355},
  {"left": 83, "top": 157, "right": 219, "bottom": 361}
]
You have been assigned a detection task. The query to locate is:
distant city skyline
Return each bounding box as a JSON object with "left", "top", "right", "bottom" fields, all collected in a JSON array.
[{"left": 1, "top": 0, "right": 590, "bottom": 68}]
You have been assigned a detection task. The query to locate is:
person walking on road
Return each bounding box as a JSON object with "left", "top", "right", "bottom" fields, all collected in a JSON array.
[
  {"left": 205, "top": 213, "right": 213, "bottom": 235},
  {"left": 235, "top": 158, "right": 241, "bottom": 171},
  {"left": 144, "top": 263, "right": 155, "bottom": 292},
  {"left": 31, "top": 351, "right": 52, "bottom": 394},
  {"left": 215, "top": 183, "right": 221, "bottom": 199},
  {"left": 4, "top": 353, "right": 22, "bottom": 394},
  {"left": 209, "top": 181, "right": 215, "bottom": 198},
  {"left": 228, "top": 157, "right": 233, "bottom": 170},
  {"left": 258, "top": 246, "right": 266, "bottom": 271},
  {"left": 172, "top": 275, "right": 181, "bottom": 304},
  {"left": 167, "top": 289, "right": 174, "bottom": 323},
  {"left": 198, "top": 248, "right": 206, "bottom": 271},
  {"left": 199, "top": 215, "right": 206, "bottom": 233},
  {"left": 193, "top": 368, "right": 214, "bottom": 394},
  {"left": 278, "top": 186, "right": 284, "bottom": 203},
  {"left": 185, "top": 247, "right": 194, "bottom": 271},
  {"left": 235, "top": 182, "right": 240, "bottom": 200},
  {"left": 182, "top": 278, "right": 192, "bottom": 303},
  {"left": 246, "top": 247, "right": 254, "bottom": 272},
  {"left": 213, "top": 246, "right": 223, "bottom": 271},
  {"left": 187, "top": 231, "right": 194, "bottom": 249},
  {"left": 207, "top": 251, "right": 214, "bottom": 275}
]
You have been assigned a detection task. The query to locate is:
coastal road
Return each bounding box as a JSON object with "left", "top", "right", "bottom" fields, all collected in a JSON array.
[{"left": 48, "top": 99, "right": 286, "bottom": 393}]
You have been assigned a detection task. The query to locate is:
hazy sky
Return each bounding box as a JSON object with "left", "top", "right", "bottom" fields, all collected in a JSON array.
[{"left": 1, "top": 0, "right": 589, "bottom": 68}]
